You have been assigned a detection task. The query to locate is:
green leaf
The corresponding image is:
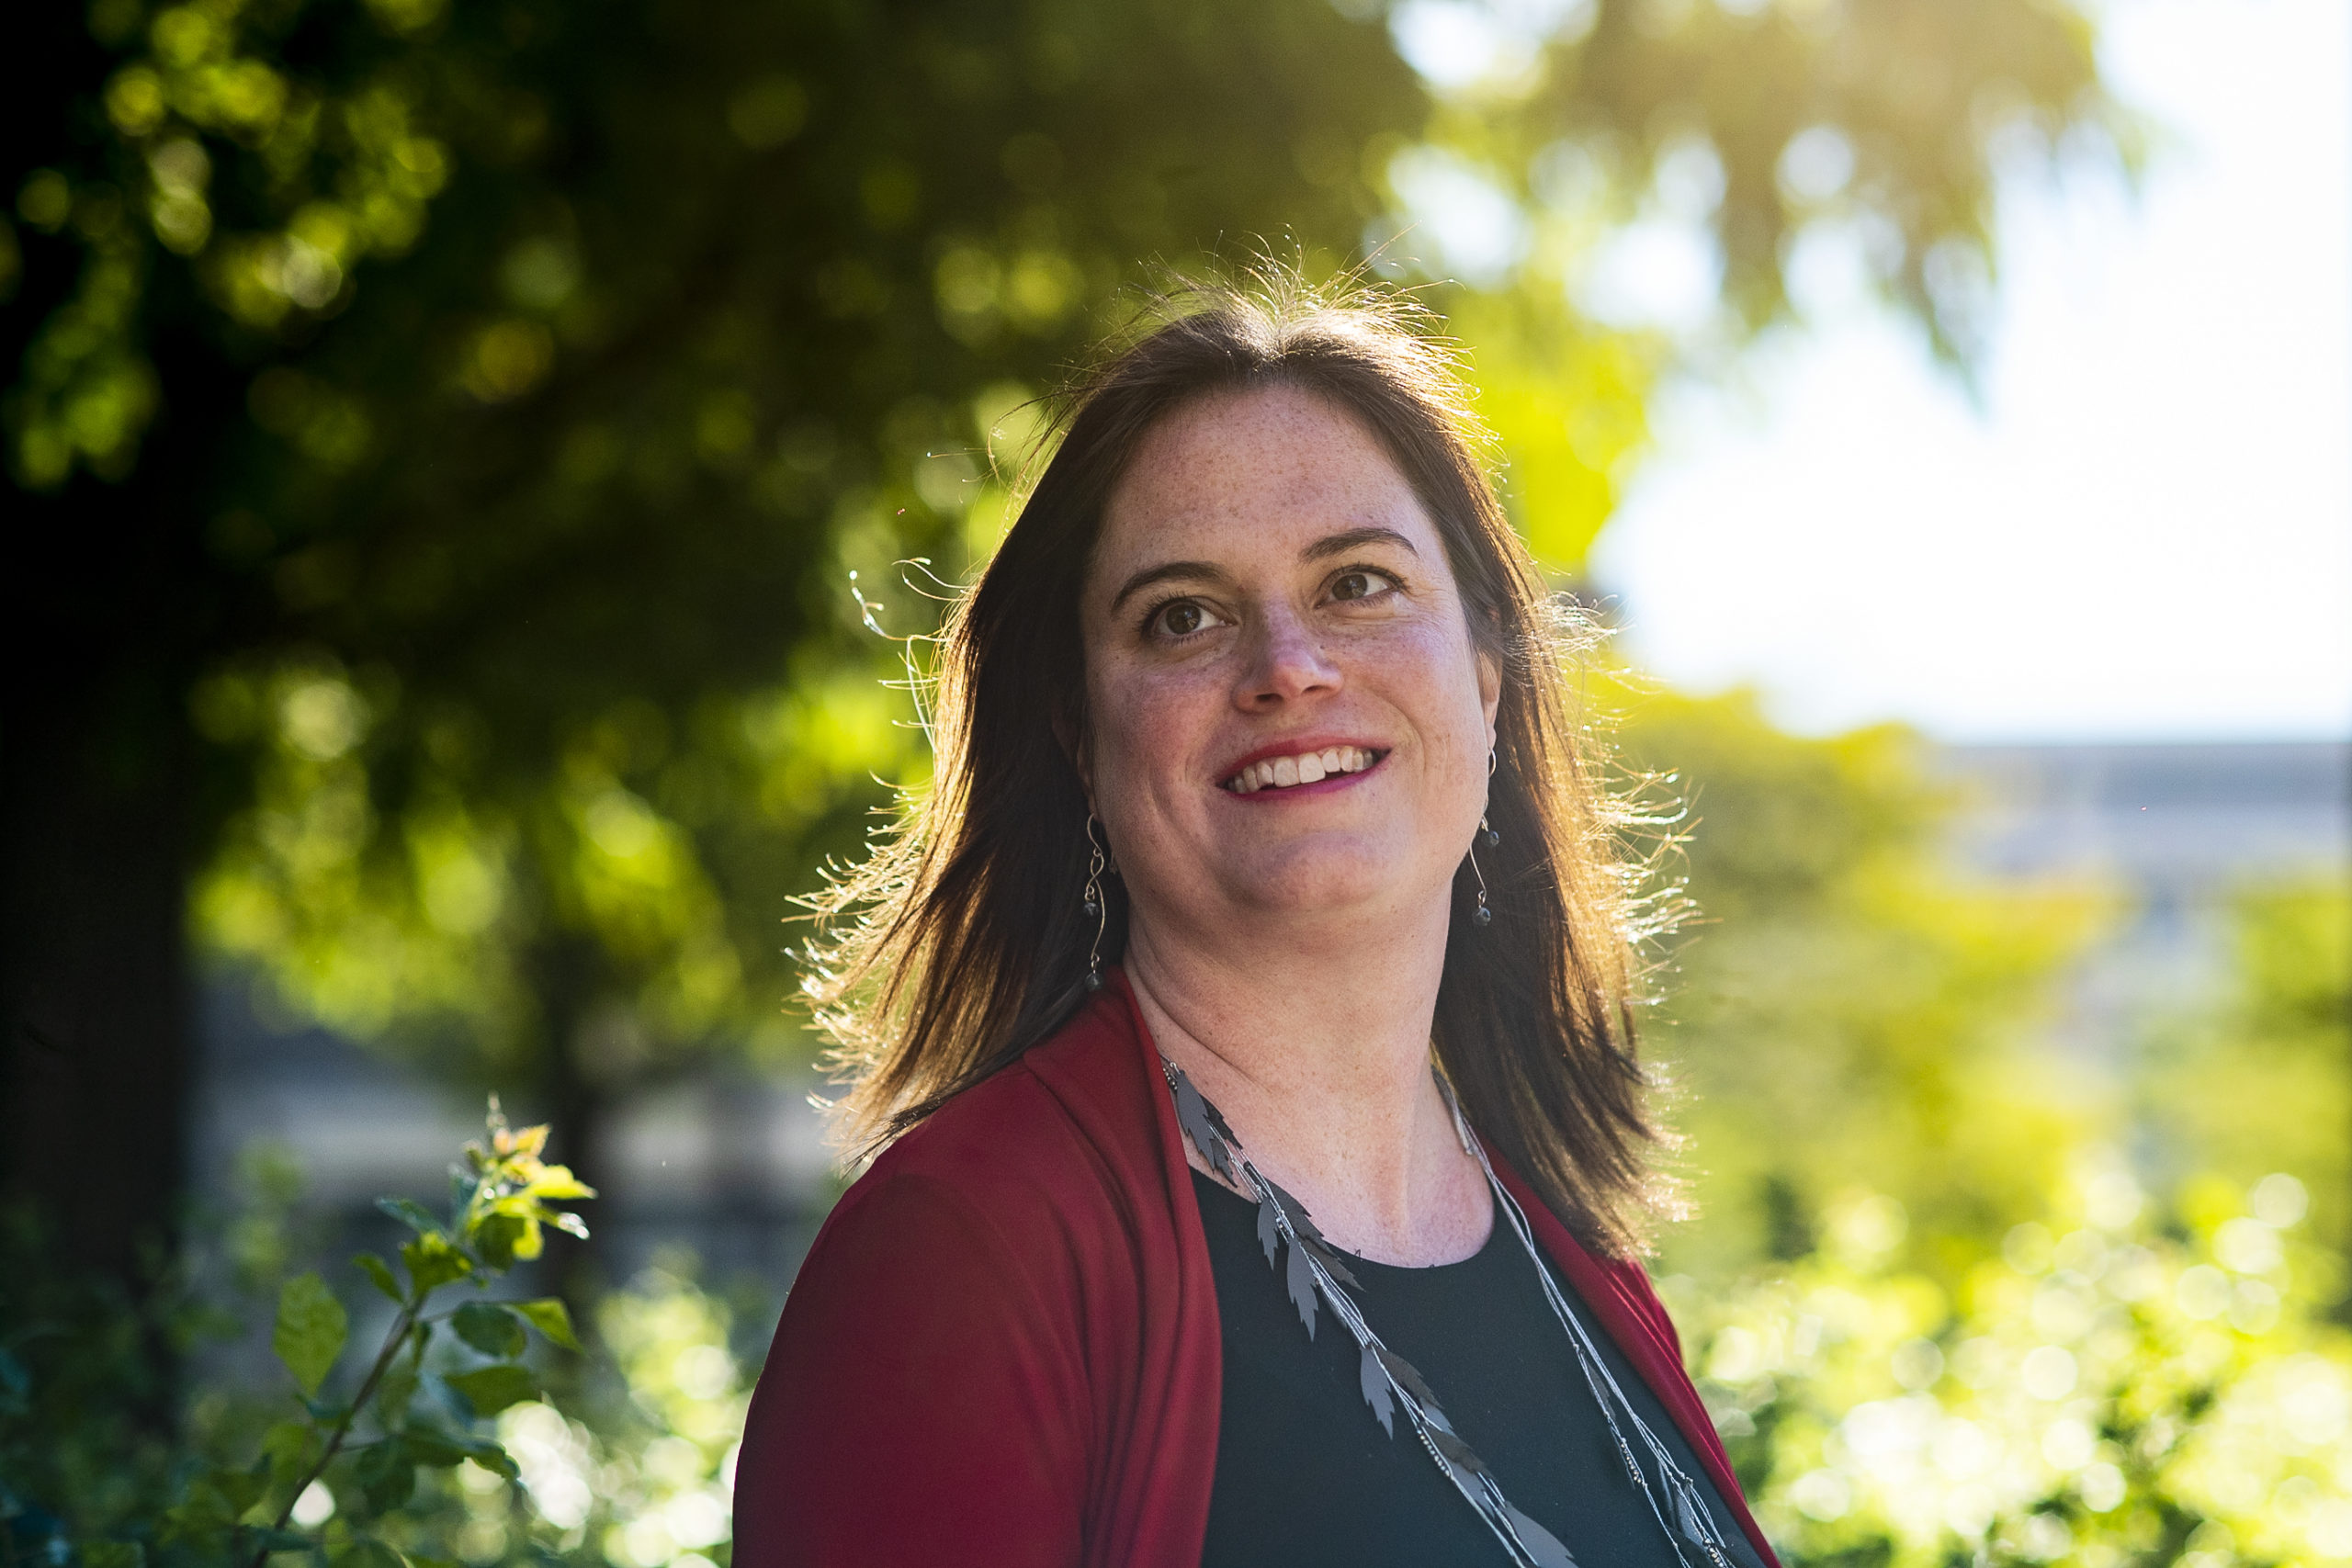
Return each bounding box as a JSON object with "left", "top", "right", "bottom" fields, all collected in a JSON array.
[
  {"left": 400, "top": 1232, "right": 472, "bottom": 1293},
  {"left": 333, "top": 1540, "right": 404, "bottom": 1568},
  {"left": 399, "top": 1429, "right": 468, "bottom": 1468},
  {"left": 470, "top": 1213, "right": 527, "bottom": 1269},
  {"left": 244, "top": 1528, "right": 317, "bottom": 1553},
  {"left": 274, "top": 1273, "right": 348, "bottom": 1398},
  {"left": 376, "top": 1197, "right": 443, "bottom": 1235},
  {"left": 511, "top": 1298, "right": 582, "bottom": 1350},
  {"left": 442, "top": 1428, "right": 519, "bottom": 1480},
  {"left": 215, "top": 1463, "right": 267, "bottom": 1514},
  {"left": 354, "top": 1253, "right": 404, "bottom": 1303},
  {"left": 82, "top": 1541, "right": 146, "bottom": 1568},
  {"left": 451, "top": 1302, "right": 526, "bottom": 1359},
  {"left": 261, "top": 1420, "right": 312, "bottom": 1490},
  {"left": 523, "top": 1165, "right": 595, "bottom": 1201},
  {"left": 462, "top": 1445, "right": 519, "bottom": 1482},
  {"left": 443, "top": 1364, "right": 537, "bottom": 1418},
  {"left": 356, "top": 1439, "right": 416, "bottom": 1514},
  {"left": 159, "top": 1479, "right": 237, "bottom": 1549}
]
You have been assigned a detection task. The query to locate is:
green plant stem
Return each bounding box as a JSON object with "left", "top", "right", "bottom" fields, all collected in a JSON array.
[{"left": 247, "top": 1297, "right": 421, "bottom": 1568}]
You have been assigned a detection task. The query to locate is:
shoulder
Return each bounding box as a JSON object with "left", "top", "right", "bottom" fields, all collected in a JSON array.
[
  {"left": 845, "top": 1001, "right": 1134, "bottom": 1224},
  {"left": 806, "top": 983, "right": 1159, "bottom": 1292},
  {"left": 738, "top": 1022, "right": 1141, "bottom": 1568},
  {"left": 742, "top": 987, "right": 1164, "bottom": 1467}
]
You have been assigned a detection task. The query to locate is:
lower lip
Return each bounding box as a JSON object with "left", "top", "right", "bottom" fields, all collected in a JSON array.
[{"left": 1220, "top": 754, "right": 1385, "bottom": 803}]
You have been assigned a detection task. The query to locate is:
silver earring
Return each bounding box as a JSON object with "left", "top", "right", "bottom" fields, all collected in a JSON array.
[
  {"left": 1082, "top": 814, "right": 1109, "bottom": 988},
  {"left": 1467, "top": 828, "right": 1494, "bottom": 928},
  {"left": 1481, "top": 752, "right": 1501, "bottom": 849},
  {"left": 1469, "top": 751, "right": 1498, "bottom": 928}
]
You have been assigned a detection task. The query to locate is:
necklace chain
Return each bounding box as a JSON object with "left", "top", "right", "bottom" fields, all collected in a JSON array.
[{"left": 1163, "top": 1058, "right": 1736, "bottom": 1568}]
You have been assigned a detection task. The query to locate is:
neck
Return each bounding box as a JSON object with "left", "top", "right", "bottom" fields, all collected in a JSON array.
[{"left": 1121, "top": 892, "right": 1489, "bottom": 1266}]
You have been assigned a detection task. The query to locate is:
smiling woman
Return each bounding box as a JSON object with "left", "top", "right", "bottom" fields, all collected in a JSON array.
[{"left": 732, "top": 276, "right": 1780, "bottom": 1568}]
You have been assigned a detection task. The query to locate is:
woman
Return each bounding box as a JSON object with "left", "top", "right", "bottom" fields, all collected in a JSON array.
[{"left": 733, "top": 278, "right": 1779, "bottom": 1568}]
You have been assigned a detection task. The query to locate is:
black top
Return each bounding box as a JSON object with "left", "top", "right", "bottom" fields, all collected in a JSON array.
[{"left": 1192, "top": 1170, "right": 1766, "bottom": 1568}]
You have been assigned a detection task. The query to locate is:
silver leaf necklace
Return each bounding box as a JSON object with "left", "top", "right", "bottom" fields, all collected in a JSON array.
[{"left": 1164, "top": 1057, "right": 1737, "bottom": 1568}]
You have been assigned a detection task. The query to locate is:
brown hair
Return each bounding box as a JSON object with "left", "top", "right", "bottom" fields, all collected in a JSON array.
[{"left": 804, "top": 272, "right": 1669, "bottom": 1256}]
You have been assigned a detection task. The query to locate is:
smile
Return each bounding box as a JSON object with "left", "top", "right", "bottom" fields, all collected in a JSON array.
[{"left": 1220, "top": 746, "right": 1385, "bottom": 795}]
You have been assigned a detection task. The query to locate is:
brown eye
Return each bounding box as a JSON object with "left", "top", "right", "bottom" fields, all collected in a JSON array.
[
  {"left": 1156, "top": 601, "right": 1206, "bottom": 637},
  {"left": 1331, "top": 570, "right": 1394, "bottom": 602}
]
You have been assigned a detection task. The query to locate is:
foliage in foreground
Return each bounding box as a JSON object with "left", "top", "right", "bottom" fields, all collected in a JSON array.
[
  {"left": 280, "top": 1259, "right": 754, "bottom": 1568},
  {"left": 314, "top": 1163, "right": 2352, "bottom": 1568},
  {"left": 1, "top": 1103, "right": 593, "bottom": 1568},
  {"left": 13, "top": 1108, "right": 2352, "bottom": 1568},
  {"left": 1679, "top": 1163, "right": 2352, "bottom": 1565},
  {"left": 464, "top": 1263, "right": 751, "bottom": 1568}
]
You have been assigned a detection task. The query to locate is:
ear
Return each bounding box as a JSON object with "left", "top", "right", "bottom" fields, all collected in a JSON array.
[
  {"left": 1051, "top": 707, "right": 1096, "bottom": 810},
  {"left": 1476, "top": 649, "right": 1502, "bottom": 756}
]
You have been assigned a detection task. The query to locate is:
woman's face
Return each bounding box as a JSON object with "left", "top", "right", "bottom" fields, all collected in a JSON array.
[{"left": 1080, "top": 384, "right": 1500, "bottom": 944}]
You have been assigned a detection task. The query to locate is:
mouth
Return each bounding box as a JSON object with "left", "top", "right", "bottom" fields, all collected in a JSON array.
[{"left": 1218, "top": 744, "right": 1387, "bottom": 796}]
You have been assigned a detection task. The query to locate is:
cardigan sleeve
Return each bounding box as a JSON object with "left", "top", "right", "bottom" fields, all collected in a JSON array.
[{"left": 732, "top": 1168, "right": 1091, "bottom": 1568}]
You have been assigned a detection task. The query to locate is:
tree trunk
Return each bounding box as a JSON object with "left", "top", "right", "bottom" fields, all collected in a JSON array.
[
  {"left": 0, "top": 0, "right": 194, "bottom": 1293},
  {"left": 0, "top": 671, "right": 193, "bottom": 1290}
]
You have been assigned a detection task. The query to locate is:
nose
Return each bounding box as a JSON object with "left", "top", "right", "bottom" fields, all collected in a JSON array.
[{"left": 1233, "top": 604, "right": 1342, "bottom": 710}]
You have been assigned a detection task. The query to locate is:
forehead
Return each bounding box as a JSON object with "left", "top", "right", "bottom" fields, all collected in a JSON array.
[{"left": 1096, "top": 384, "right": 1434, "bottom": 564}]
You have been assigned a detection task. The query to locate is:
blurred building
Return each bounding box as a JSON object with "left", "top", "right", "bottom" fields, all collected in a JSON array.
[
  {"left": 1939, "top": 740, "right": 2350, "bottom": 1066},
  {"left": 191, "top": 739, "right": 2350, "bottom": 1292},
  {"left": 189, "top": 988, "right": 839, "bottom": 1293}
]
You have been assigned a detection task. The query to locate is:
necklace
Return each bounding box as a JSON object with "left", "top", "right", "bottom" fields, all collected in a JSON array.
[{"left": 1163, "top": 1058, "right": 1736, "bottom": 1568}]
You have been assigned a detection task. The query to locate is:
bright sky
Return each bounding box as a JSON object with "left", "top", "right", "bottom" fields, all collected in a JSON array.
[{"left": 1586, "top": 0, "right": 2352, "bottom": 742}]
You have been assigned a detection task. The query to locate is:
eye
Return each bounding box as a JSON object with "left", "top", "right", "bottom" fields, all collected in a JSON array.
[
  {"left": 1329, "top": 569, "right": 1398, "bottom": 603},
  {"left": 1148, "top": 599, "right": 1220, "bottom": 638}
]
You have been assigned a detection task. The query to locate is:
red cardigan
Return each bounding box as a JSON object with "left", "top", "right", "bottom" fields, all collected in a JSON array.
[{"left": 734, "top": 973, "right": 1779, "bottom": 1568}]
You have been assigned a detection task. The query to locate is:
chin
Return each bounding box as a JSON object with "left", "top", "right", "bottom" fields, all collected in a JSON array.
[{"left": 1220, "top": 836, "right": 1418, "bottom": 916}]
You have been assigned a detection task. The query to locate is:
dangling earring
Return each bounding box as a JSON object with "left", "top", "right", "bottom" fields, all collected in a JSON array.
[
  {"left": 1082, "top": 814, "right": 1109, "bottom": 988},
  {"left": 1469, "top": 750, "right": 1498, "bottom": 929},
  {"left": 1467, "top": 825, "right": 1494, "bottom": 929}
]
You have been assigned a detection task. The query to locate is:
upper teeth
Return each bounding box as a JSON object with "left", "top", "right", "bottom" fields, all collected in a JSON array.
[{"left": 1227, "top": 746, "right": 1376, "bottom": 794}]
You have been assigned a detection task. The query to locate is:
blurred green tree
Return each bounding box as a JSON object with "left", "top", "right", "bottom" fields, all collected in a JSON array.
[
  {"left": 0, "top": 0, "right": 2122, "bottom": 1280},
  {"left": 2143, "top": 882, "right": 2352, "bottom": 1259},
  {"left": 1611, "top": 683, "right": 2109, "bottom": 1286}
]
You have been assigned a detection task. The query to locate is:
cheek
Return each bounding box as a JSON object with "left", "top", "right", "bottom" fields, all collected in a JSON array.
[
  {"left": 1368, "top": 622, "right": 1490, "bottom": 745},
  {"left": 1085, "top": 653, "right": 1218, "bottom": 802}
]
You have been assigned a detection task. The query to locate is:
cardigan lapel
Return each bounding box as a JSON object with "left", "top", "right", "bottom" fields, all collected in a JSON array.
[
  {"left": 1486, "top": 1147, "right": 1781, "bottom": 1567},
  {"left": 1018, "top": 972, "right": 1225, "bottom": 1568}
]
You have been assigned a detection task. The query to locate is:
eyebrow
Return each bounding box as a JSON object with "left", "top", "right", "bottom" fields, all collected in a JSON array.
[
  {"left": 1107, "top": 525, "right": 1423, "bottom": 613},
  {"left": 1302, "top": 525, "right": 1420, "bottom": 564}
]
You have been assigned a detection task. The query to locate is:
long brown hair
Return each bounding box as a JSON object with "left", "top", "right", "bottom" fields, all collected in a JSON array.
[{"left": 804, "top": 271, "right": 1671, "bottom": 1256}]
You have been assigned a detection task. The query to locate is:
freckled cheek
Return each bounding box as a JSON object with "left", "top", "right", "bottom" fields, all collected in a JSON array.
[
  {"left": 1351, "top": 627, "right": 1488, "bottom": 748},
  {"left": 1086, "top": 658, "right": 1225, "bottom": 810}
]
